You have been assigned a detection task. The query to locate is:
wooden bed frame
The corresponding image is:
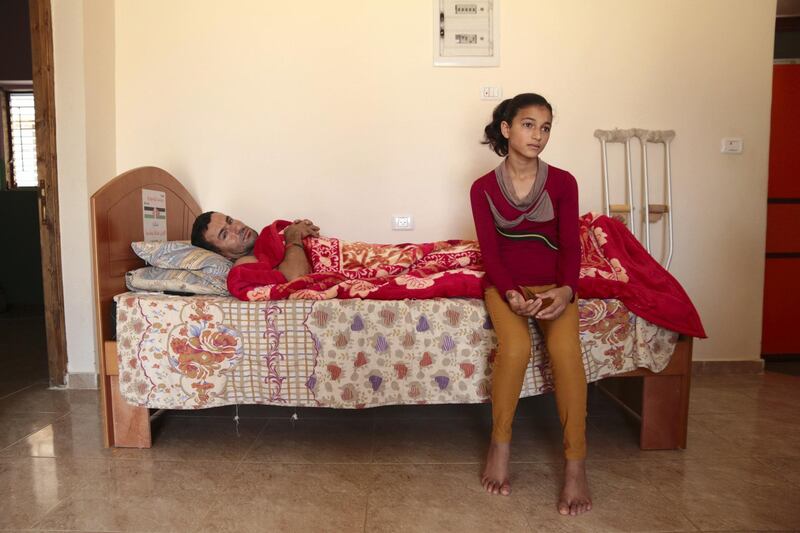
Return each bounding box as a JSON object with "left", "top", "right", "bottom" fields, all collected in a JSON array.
[{"left": 91, "top": 166, "right": 692, "bottom": 449}]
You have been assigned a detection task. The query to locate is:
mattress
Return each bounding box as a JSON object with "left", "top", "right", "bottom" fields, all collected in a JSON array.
[{"left": 114, "top": 292, "right": 678, "bottom": 409}]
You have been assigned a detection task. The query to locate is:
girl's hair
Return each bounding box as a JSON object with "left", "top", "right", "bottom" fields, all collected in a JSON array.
[{"left": 482, "top": 93, "right": 553, "bottom": 156}]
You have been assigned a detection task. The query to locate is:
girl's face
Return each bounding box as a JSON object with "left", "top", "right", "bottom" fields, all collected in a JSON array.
[{"left": 501, "top": 105, "right": 552, "bottom": 160}]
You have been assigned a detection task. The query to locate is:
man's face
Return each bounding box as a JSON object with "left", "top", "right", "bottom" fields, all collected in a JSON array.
[{"left": 204, "top": 212, "right": 258, "bottom": 259}]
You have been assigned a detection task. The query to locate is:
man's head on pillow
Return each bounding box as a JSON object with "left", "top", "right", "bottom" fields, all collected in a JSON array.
[{"left": 191, "top": 211, "right": 258, "bottom": 260}]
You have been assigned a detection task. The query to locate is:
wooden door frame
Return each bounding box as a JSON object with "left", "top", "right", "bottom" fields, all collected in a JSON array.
[{"left": 29, "top": 0, "right": 67, "bottom": 386}]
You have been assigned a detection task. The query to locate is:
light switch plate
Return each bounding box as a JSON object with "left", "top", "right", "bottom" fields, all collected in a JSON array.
[
  {"left": 721, "top": 137, "right": 743, "bottom": 154},
  {"left": 392, "top": 215, "right": 414, "bottom": 230}
]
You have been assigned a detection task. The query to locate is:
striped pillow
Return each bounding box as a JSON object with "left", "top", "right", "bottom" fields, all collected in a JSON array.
[
  {"left": 131, "top": 240, "right": 232, "bottom": 277},
  {"left": 126, "top": 267, "right": 228, "bottom": 295}
]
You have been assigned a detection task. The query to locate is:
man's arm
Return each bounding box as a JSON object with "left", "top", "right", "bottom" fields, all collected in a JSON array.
[
  {"left": 277, "top": 242, "right": 310, "bottom": 281},
  {"left": 275, "top": 220, "right": 319, "bottom": 281}
]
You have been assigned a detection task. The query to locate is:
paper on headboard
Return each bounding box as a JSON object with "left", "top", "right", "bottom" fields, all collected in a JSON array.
[{"left": 142, "top": 189, "right": 167, "bottom": 241}]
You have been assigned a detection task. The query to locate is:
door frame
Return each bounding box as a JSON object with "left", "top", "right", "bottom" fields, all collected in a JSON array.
[{"left": 29, "top": 0, "right": 67, "bottom": 386}]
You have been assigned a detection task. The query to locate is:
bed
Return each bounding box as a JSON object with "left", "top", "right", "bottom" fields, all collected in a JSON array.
[{"left": 91, "top": 166, "right": 693, "bottom": 449}]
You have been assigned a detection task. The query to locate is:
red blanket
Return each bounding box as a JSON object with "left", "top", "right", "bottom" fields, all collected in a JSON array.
[
  {"left": 576, "top": 213, "right": 706, "bottom": 338},
  {"left": 227, "top": 216, "right": 705, "bottom": 337}
]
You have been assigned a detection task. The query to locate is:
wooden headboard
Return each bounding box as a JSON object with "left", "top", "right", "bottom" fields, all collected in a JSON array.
[
  {"left": 91, "top": 166, "right": 202, "bottom": 346},
  {"left": 91, "top": 166, "right": 201, "bottom": 447}
]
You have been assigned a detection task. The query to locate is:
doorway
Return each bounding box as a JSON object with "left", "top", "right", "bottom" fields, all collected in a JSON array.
[{"left": 0, "top": 0, "right": 67, "bottom": 389}]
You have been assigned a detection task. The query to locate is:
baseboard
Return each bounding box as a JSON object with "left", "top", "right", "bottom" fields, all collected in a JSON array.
[
  {"left": 66, "top": 372, "right": 98, "bottom": 389},
  {"left": 691, "top": 360, "right": 764, "bottom": 375}
]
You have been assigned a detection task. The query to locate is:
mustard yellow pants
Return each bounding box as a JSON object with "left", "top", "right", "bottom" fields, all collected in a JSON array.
[{"left": 485, "top": 285, "right": 587, "bottom": 460}]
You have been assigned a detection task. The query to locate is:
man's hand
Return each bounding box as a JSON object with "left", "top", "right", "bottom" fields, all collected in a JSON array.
[
  {"left": 284, "top": 219, "right": 320, "bottom": 244},
  {"left": 534, "top": 286, "right": 573, "bottom": 320},
  {"left": 506, "top": 289, "right": 543, "bottom": 317}
]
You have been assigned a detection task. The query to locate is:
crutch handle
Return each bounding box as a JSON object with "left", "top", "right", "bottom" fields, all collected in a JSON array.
[
  {"left": 634, "top": 129, "right": 675, "bottom": 144},
  {"left": 594, "top": 128, "right": 636, "bottom": 143}
]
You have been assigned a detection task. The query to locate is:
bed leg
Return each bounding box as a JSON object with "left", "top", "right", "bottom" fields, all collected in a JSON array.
[
  {"left": 640, "top": 373, "right": 689, "bottom": 449},
  {"left": 108, "top": 375, "right": 152, "bottom": 448}
]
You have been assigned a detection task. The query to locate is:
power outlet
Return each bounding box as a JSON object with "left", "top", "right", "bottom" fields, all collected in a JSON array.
[
  {"left": 480, "top": 86, "right": 502, "bottom": 100},
  {"left": 392, "top": 215, "right": 413, "bottom": 231},
  {"left": 721, "top": 137, "right": 743, "bottom": 154}
]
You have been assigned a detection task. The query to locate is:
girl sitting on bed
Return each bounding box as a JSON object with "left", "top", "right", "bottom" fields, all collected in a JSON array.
[{"left": 470, "top": 93, "right": 591, "bottom": 515}]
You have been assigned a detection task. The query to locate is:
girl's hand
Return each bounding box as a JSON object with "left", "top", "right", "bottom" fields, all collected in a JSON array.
[
  {"left": 534, "top": 286, "right": 573, "bottom": 320},
  {"left": 506, "top": 289, "right": 543, "bottom": 317}
]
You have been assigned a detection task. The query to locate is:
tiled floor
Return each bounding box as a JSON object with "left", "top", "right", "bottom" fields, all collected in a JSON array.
[{"left": 2, "top": 314, "right": 799, "bottom": 532}]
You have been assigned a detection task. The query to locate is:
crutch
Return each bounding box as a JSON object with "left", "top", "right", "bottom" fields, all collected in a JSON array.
[
  {"left": 634, "top": 129, "right": 675, "bottom": 270},
  {"left": 594, "top": 128, "right": 637, "bottom": 238}
]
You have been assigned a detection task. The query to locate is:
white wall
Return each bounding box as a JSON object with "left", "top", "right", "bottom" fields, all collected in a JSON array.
[
  {"left": 51, "top": 0, "right": 94, "bottom": 375},
  {"left": 53, "top": 0, "right": 777, "bottom": 374}
]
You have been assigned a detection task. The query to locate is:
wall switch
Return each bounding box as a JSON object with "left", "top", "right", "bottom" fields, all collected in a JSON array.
[
  {"left": 480, "top": 86, "right": 502, "bottom": 100},
  {"left": 392, "top": 215, "right": 413, "bottom": 231},
  {"left": 721, "top": 137, "right": 743, "bottom": 154}
]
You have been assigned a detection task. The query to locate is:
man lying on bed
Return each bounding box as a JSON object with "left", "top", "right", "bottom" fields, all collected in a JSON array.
[
  {"left": 190, "top": 211, "right": 485, "bottom": 301},
  {"left": 189, "top": 211, "right": 705, "bottom": 338}
]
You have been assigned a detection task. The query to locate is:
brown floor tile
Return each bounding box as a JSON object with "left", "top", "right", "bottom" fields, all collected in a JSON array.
[
  {"left": 0, "top": 383, "right": 99, "bottom": 417},
  {"left": 1, "top": 413, "right": 112, "bottom": 459},
  {"left": 640, "top": 457, "right": 800, "bottom": 531},
  {"left": 688, "top": 385, "right": 793, "bottom": 416},
  {"left": 198, "top": 463, "right": 369, "bottom": 532},
  {"left": 694, "top": 412, "right": 800, "bottom": 458},
  {"left": 0, "top": 412, "right": 63, "bottom": 451},
  {"left": 243, "top": 418, "right": 374, "bottom": 464},
  {"left": 503, "top": 417, "right": 566, "bottom": 463},
  {"left": 0, "top": 457, "right": 107, "bottom": 530},
  {"left": 513, "top": 461, "right": 698, "bottom": 532},
  {"left": 110, "top": 416, "right": 266, "bottom": 463},
  {"left": 30, "top": 460, "right": 238, "bottom": 532},
  {"left": 364, "top": 464, "right": 531, "bottom": 532},
  {"left": 0, "top": 379, "right": 43, "bottom": 399},
  {"left": 757, "top": 457, "right": 800, "bottom": 486},
  {"left": 34, "top": 494, "right": 216, "bottom": 532},
  {"left": 372, "top": 417, "right": 487, "bottom": 464},
  {"left": 583, "top": 413, "right": 744, "bottom": 462}
]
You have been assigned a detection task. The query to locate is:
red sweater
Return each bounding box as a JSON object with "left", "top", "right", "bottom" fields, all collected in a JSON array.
[{"left": 470, "top": 161, "right": 580, "bottom": 300}]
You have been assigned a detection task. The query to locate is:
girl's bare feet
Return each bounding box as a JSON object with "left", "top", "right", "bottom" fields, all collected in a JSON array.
[
  {"left": 481, "top": 440, "right": 511, "bottom": 495},
  {"left": 558, "top": 458, "right": 592, "bottom": 515}
]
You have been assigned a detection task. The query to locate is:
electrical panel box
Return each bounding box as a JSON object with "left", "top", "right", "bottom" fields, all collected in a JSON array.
[{"left": 434, "top": 0, "right": 499, "bottom": 67}]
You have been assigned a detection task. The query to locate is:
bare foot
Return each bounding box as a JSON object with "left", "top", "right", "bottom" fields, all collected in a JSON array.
[
  {"left": 481, "top": 440, "right": 511, "bottom": 495},
  {"left": 558, "top": 459, "right": 592, "bottom": 515}
]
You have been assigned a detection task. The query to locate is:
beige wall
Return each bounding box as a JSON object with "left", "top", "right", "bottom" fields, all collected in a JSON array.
[
  {"left": 52, "top": 0, "right": 93, "bottom": 374},
  {"left": 54, "top": 0, "right": 776, "bottom": 375},
  {"left": 51, "top": 0, "right": 116, "bottom": 375}
]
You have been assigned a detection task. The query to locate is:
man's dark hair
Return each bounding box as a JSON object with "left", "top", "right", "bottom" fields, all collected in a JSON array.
[{"left": 191, "top": 211, "right": 221, "bottom": 253}]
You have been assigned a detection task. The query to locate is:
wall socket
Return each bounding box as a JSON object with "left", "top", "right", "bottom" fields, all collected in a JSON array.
[
  {"left": 721, "top": 137, "right": 743, "bottom": 154},
  {"left": 392, "top": 215, "right": 413, "bottom": 230},
  {"left": 480, "top": 86, "right": 502, "bottom": 100}
]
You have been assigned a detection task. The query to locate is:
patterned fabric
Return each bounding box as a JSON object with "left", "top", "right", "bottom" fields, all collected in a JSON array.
[
  {"left": 227, "top": 221, "right": 485, "bottom": 301},
  {"left": 132, "top": 240, "right": 232, "bottom": 276},
  {"left": 126, "top": 267, "right": 229, "bottom": 295},
  {"left": 130, "top": 240, "right": 232, "bottom": 296},
  {"left": 115, "top": 292, "right": 678, "bottom": 409},
  {"left": 577, "top": 213, "right": 706, "bottom": 337}
]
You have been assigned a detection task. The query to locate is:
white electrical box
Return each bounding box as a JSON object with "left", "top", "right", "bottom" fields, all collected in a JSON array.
[
  {"left": 434, "top": 0, "right": 499, "bottom": 67},
  {"left": 721, "top": 137, "right": 743, "bottom": 154},
  {"left": 392, "top": 215, "right": 414, "bottom": 231}
]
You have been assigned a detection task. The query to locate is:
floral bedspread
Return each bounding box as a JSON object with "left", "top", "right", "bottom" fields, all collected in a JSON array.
[{"left": 114, "top": 292, "right": 678, "bottom": 409}]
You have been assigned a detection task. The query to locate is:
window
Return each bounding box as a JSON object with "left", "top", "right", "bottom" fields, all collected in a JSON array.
[{"left": 1, "top": 90, "right": 38, "bottom": 188}]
